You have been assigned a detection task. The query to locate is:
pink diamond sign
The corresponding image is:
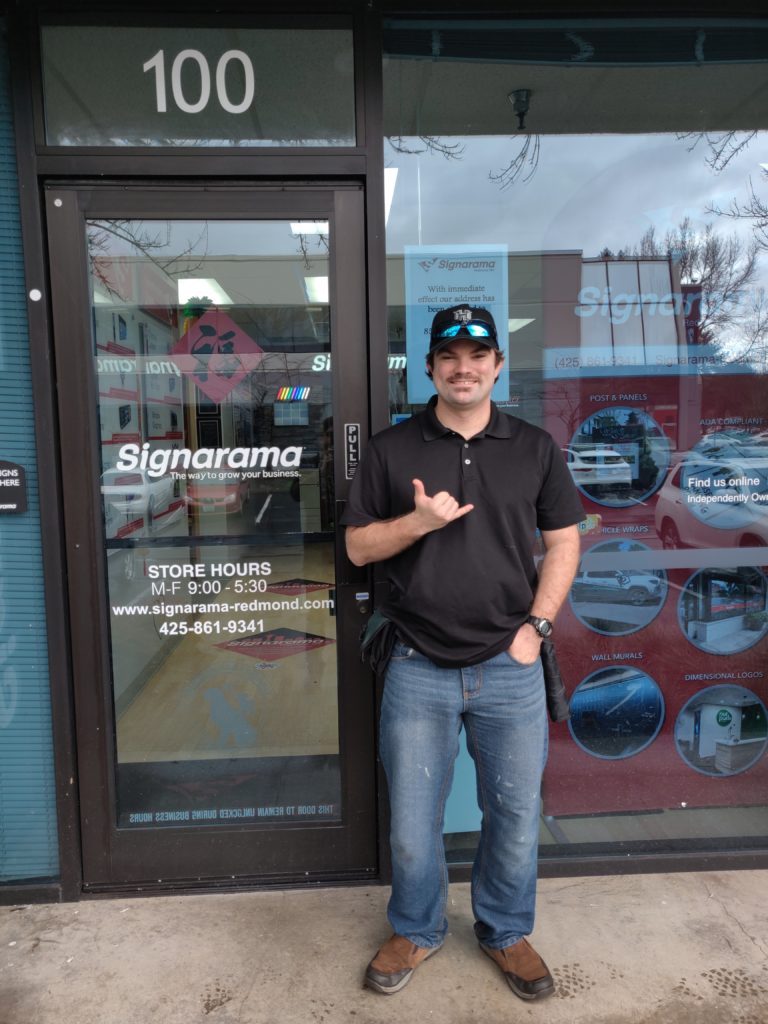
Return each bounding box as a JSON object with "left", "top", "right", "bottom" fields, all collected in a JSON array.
[{"left": 172, "top": 310, "right": 264, "bottom": 404}]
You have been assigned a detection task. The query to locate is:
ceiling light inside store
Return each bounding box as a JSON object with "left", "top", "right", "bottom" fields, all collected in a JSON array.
[
  {"left": 384, "top": 167, "right": 399, "bottom": 225},
  {"left": 290, "top": 221, "right": 329, "bottom": 235},
  {"left": 304, "top": 276, "right": 329, "bottom": 303},
  {"left": 177, "top": 278, "right": 234, "bottom": 306},
  {"left": 508, "top": 318, "right": 535, "bottom": 333}
]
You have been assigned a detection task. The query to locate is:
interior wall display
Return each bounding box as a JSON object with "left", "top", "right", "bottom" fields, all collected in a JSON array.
[{"left": 91, "top": 218, "right": 342, "bottom": 828}]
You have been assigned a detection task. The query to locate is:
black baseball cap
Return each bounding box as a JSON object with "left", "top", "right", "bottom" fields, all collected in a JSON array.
[{"left": 428, "top": 305, "right": 500, "bottom": 354}]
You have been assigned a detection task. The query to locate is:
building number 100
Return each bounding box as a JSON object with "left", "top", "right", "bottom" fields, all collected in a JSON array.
[{"left": 142, "top": 49, "right": 255, "bottom": 114}]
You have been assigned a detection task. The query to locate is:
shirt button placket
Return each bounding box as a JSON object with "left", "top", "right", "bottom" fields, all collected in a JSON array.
[{"left": 461, "top": 439, "right": 477, "bottom": 479}]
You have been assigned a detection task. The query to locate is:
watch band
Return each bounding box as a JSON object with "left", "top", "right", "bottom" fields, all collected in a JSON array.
[{"left": 526, "top": 614, "right": 553, "bottom": 638}]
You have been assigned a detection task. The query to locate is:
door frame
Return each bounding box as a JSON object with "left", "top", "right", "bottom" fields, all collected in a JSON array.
[{"left": 45, "top": 182, "right": 377, "bottom": 890}]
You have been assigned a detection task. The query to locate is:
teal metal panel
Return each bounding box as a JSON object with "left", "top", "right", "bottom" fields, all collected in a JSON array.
[{"left": 0, "top": 19, "right": 59, "bottom": 883}]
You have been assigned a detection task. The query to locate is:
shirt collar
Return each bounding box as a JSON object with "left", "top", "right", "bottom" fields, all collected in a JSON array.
[{"left": 420, "top": 395, "right": 513, "bottom": 441}]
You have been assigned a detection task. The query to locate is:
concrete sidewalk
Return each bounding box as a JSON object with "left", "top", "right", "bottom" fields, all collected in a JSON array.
[{"left": 1, "top": 871, "right": 767, "bottom": 1024}]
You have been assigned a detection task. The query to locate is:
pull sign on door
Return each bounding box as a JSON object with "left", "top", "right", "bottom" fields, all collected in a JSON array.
[{"left": 344, "top": 424, "right": 360, "bottom": 480}]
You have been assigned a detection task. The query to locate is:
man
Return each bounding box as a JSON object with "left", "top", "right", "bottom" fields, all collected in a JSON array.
[{"left": 342, "top": 304, "right": 584, "bottom": 1001}]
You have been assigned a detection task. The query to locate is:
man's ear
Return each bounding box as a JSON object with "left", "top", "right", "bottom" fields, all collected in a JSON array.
[{"left": 493, "top": 351, "right": 505, "bottom": 383}]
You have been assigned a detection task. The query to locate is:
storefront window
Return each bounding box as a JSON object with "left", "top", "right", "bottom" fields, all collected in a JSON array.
[{"left": 383, "top": 18, "right": 768, "bottom": 860}]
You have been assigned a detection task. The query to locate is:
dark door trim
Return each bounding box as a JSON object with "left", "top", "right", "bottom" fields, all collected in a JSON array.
[{"left": 45, "top": 183, "right": 377, "bottom": 889}]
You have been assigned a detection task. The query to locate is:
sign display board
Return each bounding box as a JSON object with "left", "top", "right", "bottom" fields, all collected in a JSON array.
[
  {"left": 540, "top": 365, "right": 768, "bottom": 818},
  {"left": 0, "top": 461, "right": 27, "bottom": 514}
]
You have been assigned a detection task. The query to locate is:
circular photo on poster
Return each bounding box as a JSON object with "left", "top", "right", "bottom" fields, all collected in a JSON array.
[
  {"left": 568, "top": 666, "right": 665, "bottom": 760},
  {"left": 569, "top": 540, "right": 667, "bottom": 636},
  {"left": 673, "top": 431, "right": 768, "bottom": 534},
  {"left": 678, "top": 566, "right": 768, "bottom": 656},
  {"left": 674, "top": 685, "right": 768, "bottom": 777},
  {"left": 565, "top": 407, "right": 669, "bottom": 507}
]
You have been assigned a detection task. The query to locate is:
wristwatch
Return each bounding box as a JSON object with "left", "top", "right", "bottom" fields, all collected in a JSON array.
[{"left": 526, "top": 614, "right": 553, "bottom": 638}]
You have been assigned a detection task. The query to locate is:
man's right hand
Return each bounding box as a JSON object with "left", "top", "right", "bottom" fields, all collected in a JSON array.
[
  {"left": 345, "top": 479, "right": 474, "bottom": 566},
  {"left": 412, "top": 478, "right": 474, "bottom": 533}
]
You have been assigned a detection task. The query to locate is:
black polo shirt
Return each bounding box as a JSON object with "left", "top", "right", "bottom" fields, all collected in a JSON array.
[{"left": 341, "top": 397, "right": 585, "bottom": 667}]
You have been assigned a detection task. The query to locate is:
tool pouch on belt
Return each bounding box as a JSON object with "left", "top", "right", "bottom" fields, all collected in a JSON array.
[
  {"left": 359, "top": 608, "right": 398, "bottom": 677},
  {"left": 541, "top": 638, "right": 570, "bottom": 723}
]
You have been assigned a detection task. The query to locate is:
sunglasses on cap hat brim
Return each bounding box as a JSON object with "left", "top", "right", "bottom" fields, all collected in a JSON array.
[{"left": 433, "top": 321, "right": 497, "bottom": 341}]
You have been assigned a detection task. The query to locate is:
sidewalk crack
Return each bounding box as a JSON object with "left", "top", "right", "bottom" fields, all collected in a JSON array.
[{"left": 701, "top": 878, "right": 768, "bottom": 960}]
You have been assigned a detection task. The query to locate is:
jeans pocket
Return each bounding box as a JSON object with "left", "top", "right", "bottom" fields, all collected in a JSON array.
[
  {"left": 391, "top": 640, "right": 415, "bottom": 660},
  {"left": 504, "top": 649, "right": 540, "bottom": 668}
]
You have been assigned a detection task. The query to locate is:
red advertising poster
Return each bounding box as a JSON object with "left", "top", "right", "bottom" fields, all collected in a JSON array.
[{"left": 543, "top": 369, "right": 768, "bottom": 816}]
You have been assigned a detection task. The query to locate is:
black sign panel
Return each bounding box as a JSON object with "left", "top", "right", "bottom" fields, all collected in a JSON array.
[{"left": 0, "top": 462, "right": 27, "bottom": 514}]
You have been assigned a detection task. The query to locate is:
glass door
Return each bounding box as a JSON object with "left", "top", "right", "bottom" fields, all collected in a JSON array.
[{"left": 46, "top": 186, "right": 375, "bottom": 887}]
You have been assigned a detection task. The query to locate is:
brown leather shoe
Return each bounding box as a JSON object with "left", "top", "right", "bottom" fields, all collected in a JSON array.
[
  {"left": 479, "top": 937, "right": 555, "bottom": 1000},
  {"left": 364, "top": 934, "right": 442, "bottom": 994}
]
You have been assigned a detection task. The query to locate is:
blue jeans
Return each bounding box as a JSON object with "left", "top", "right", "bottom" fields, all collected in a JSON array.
[{"left": 380, "top": 640, "right": 548, "bottom": 950}]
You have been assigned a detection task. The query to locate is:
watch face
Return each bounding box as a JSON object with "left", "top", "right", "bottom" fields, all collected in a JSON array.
[{"left": 530, "top": 616, "right": 553, "bottom": 637}]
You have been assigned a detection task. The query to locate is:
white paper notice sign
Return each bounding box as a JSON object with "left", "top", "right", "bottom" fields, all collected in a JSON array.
[{"left": 404, "top": 244, "right": 509, "bottom": 405}]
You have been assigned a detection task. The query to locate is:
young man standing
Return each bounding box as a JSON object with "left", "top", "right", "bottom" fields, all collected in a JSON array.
[{"left": 342, "top": 304, "right": 584, "bottom": 1001}]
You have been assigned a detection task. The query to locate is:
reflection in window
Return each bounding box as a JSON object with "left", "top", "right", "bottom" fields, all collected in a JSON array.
[
  {"left": 92, "top": 219, "right": 341, "bottom": 829},
  {"left": 568, "top": 668, "right": 665, "bottom": 760},
  {"left": 385, "top": 17, "right": 768, "bottom": 861},
  {"left": 679, "top": 567, "right": 768, "bottom": 657},
  {"left": 274, "top": 400, "right": 310, "bottom": 427},
  {"left": 569, "top": 541, "right": 667, "bottom": 636}
]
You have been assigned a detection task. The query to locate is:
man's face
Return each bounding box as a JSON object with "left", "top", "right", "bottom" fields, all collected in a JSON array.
[{"left": 429, "top": 339, "right": 502, "bottom": 411}]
